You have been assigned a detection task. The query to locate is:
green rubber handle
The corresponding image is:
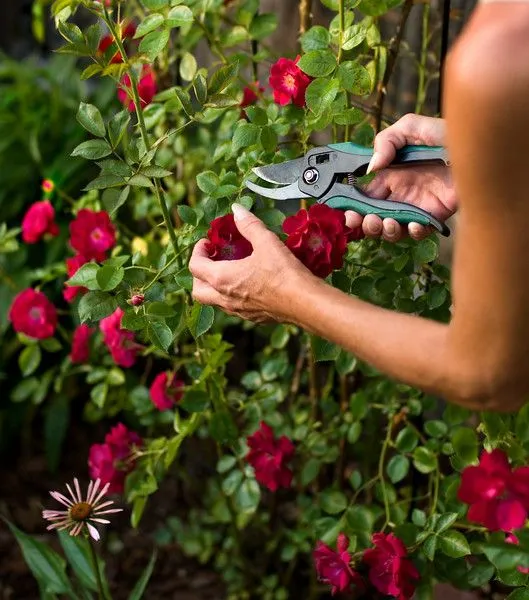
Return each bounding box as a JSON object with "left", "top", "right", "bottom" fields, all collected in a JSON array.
[
  {"left": 326, "top": 195, "right": 450, "bottom": 237},
  {"left": 327, "top": 142, "right": 449, "bottom": 166}
]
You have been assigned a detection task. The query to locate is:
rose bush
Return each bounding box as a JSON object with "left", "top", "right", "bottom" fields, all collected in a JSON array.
[{"left": 3, "top": 0, "right": 529, "bottom": 598}]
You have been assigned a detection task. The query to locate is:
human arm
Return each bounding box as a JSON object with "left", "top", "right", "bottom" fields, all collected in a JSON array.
[{"left": 190, "top": 2, "right": 529, "bottom": 412}]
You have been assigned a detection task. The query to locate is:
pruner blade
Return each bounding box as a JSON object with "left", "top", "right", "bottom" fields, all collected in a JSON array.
[
  {"left": 251, "top": 158, "right": 305, "bottom": 185},
  {"left": 244, "top": 179, "right": 305, "bottom": 201}
]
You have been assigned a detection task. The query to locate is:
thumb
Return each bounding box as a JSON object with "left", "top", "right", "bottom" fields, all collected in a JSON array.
[{"left": 232, "top": 203, "right": 273, "bottom": 245}]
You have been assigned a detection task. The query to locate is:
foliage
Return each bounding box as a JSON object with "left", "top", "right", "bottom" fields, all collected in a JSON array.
[{"left": 2, "top": 0, "right": 529, "bottom": 598}]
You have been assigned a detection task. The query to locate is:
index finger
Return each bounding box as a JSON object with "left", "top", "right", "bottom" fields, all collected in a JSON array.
[{"left": 189, "top": 239, "right": 219, "bottom": 283}]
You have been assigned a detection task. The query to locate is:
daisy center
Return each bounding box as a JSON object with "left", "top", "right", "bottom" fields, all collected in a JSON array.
[{"left": 69, "top": 501, "right": 93, "bottom": 521}]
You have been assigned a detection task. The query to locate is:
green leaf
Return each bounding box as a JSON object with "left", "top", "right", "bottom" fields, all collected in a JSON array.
[
  {"left": 102, "top": 186, "right": 130, "bottom": 216},
  {"left": 208, "top": 61, "right": 239, "bottom": 95},
  {"left": 139, "top": 28, "right": 170, "bottom": 61},
  {"left": 387, "top": 455, "right": 409, "bottom": 483},
  {"left": 210, "top": 410, "right": 238, "bottom": 444},
  {"left": 166, "top": 5, "right": 193, "bottom": 27},
  {"left": 188, "top": 303, "right": 215, "bottom": 338},
  {"left": 96, "top": 265, "right": 125, "bottom": 291},
  {"left": 260, "top": 126, "right": 277, "bottom": 153},
  {"left": 78, "top": 291, "right": 118, "bottom": 323},
  {"left": 135, "top": 14, "right": 164, "bottom": 38},
  {"left": 347, "top": 421, "right": 362, "bottom": 444},
  {"left": 71, "top": 139, "right": 112, "bottom": 160},
  {"left": 483, "top": 543, "right": 529, "bottom": 571},
  {"left": 412, "top": 446, "right": 437, "bottom": 474},
  {"left": 413, "top": 238, "right": 438, "bottom": 264},
  {"left": 128, "top": 550, "right": 157, "bottom": 600},
  {"left": 422, "top": 534, "right": 437, "bottom": 561},
  {"left": 439, "top": 531, "right": 471, "bottom": 558},
  {"left": 334, "top": 107, "right": 364, "bottom": 126},
  {"left": 338, "top": 62, "right": 372, "bottom": 96},
  {"left": 451, "top": 427, "right": 478, "bottom": 465},
  {"left": 84, "top": 174, "right": 125, "bottom": 191},
  {"left": 180, "top": 390, "right": 210, "bottom": 412},
  {"left": 44, "top": 396, "right": 69, "bottom": 473},
  {"left": 300, "top": 458, "right": 321, "bottom": 486},
  {"left": 147, "top": 320, "right": 173, "bottom": 352},
  {"left": 311, "top": 335, "right": 340, "bottom": 362},
  {"left": 217, "top": 455, "right": 236, "bottom": 474},
  {"left": 395, "top": 426, "right": 419, "bottom": 453},
  {"left": 222, "top": 469, "right": 243, "bottom": 496},
  {"left": 506, "top": 589, "right": 529, "bottom": 600},
  {"left": 320, "top": 490, "right": 347, "bottom": 514},
  {"left": 342, "top": 22, "right": 369, "bottom": 50},
  {"left": 249, "top": 13, "right": 277, "bottom": 39},
  {"left": 77, "top": 102, "right": 106, "bottom": 137},
  {"left": 58, "top": 530, "right": 97, "bottom": 591},
  {"left": 425, "top": 420, "right": 448, "bottom": 438},
  {"left": 434, "top": 512, "right": 459, "bottom": 533},
  {"left": 305, "top": 78, "right": 340, "bottom": 115},
  {"left": 235, "top": 478, "right": 261, "bottom": 514},
  {"left": 19, "top": 344, "right": 41, "bottom": 376},
  {"left": 193, "top": 72, "right": 208, "bottom": 105},
  {"left": 196, "top": 171, "right": 219, "bottom": 194},
  {"left": 298, "top": 50, "right": 337, "bottom": 77},
  {"left": 91, "top": 382, "right": 108, "bottom": 408},
  {"left": 233, "top": 122, "right": 260, "bottom": 153},
  {"left": 4, "top": 519, "right": 73, "bottom": 595},
  {"left": 66, "top": 264, "right": 100, "bottom": 290},
  {"left": 180, "top": 51, "right": 197, "bottom": 81},
  {"left": 300, "top": 26, "right": 331, "bottom": 51},
  {"left": 147, "top": 302, "right": 176, "bottom": 317},
  {"left": 108, "top": 110, "right": 131, "bottom": 148}
]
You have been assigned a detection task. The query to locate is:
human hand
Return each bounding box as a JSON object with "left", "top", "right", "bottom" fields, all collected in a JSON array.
[
  {"left": 346, "top": 113, "right": 458, "bottom": 242},
  {"left": 190, "top": 204, "right": 312, "bottom": 323}
]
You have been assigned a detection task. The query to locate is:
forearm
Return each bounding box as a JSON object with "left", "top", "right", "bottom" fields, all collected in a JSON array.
[{"left": 281, "top": 273, "right": 508, "bottom": 411}]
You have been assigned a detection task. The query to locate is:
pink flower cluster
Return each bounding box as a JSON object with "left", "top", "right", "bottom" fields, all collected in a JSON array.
[
  {"left": 88, "top": 423, "right": 143, "bottom": 494},
  {"left": 314, "top": 532, "right": 419, "bottom": 599},
  {"left": 100, "top": 308, "right": 141, "bottom": 368}
]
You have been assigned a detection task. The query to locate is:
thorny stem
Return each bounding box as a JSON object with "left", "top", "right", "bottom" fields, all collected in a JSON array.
[
  {"left": 308, "top": 337, "right": 319, "bottom": 422},
  {"left": 378, "top": 422, "right": 393, "bottom": 529},
  {"left": 415, "top": 0, "right": 431, "bottom": 114},
  {"left": 337, "top": 0, "right": 345, "bottom": 64},
  {"left": 430, "top": 460, "right": 440, "bottom": 516},
  {"left": 102, "top": 8, "right": 179, "bottom": 257},
  {"left": 88, "top": 535, "right": 106, "bottom": 600},
  {"left": 372, "top": 0, "right": 414, "bottom": 133}
]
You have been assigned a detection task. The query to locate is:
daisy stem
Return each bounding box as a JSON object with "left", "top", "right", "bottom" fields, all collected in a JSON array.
[{"left": 88, "top": 535, "right": 107, "bottom": 600}]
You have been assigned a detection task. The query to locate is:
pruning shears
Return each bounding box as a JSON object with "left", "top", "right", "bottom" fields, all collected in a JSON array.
[{"left": 244, "top": 142, "right": 451, "bottom": 237}]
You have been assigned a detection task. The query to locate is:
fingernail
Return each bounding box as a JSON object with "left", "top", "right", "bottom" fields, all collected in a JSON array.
[
  {"left": 232, "top": 203, "right": 252, "bottom": 222},
  {"left": 385, "top": 222, "right": 396, "bottom": 235},
  {"left": 366, "top": 152, "right": 380, "bottom": 175}
]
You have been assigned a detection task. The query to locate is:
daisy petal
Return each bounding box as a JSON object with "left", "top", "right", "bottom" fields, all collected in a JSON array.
[
  {"left": 50, "top": 491, "right": 74, "bottom": 507},
  {"left": 90, "top": 518, "right": 111, "bottom": 524},
  {"left": 87, "top": 522, "right": 100, "bottom": 541}
]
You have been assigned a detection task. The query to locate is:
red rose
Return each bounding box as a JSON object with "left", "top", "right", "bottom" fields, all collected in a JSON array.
[
  {"left": 70, "top": 324, "right": 94, "bottom": 364},
  {"left": 363, "top": 533, "right": 419, "bottom": 600},
  {"left": 64, "top": 254, "right": 89, "bottom": 303},
  {"left": 149, "top": 372, "right": 184, "bottom": 411},
  {"left": 269, "top": 56, "right": 311, "bottom": 108},
  {"left": 313, "top": 533, "right": 364, "bottom": 597},
  {"left": 282, "top": 203, "right": 353, "bottom": 279},
  {"left": 506, "top": 534, "right": 529, "bottom": 574},
  {"left": 240, "top": 82, "right": 264, "bottom": 108},
  {"left": 69, "top": 209, "right": 116, "bottom": 262},
  {"left": 9, "top": 289, "right": 57, "bottom": 339},
  {"left": 205, "top": 214, "right": 253, "bottom": 261},
  {"left": 118, "top": 65, "right": 157, "bottom": 112},
  {"left": 88, "top": 423, "right": 143, "bottom": 494},
  {"left": 246, "top": 421, "right": 294, "bottom": 492},
  {"left": 100, "top": 307, "right": 141, "bottom": 367},
  {"left": 457, "top": 449, "right": 529, "bottom": 532},
  {"left": 98, "top": 21, "right": 137, "bottom": 64},
  {"left": 21, "top": 201, "right": 59, "bottom": 244}
]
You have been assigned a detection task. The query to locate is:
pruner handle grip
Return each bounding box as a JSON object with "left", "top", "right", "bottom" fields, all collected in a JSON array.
[{"left": 324, "top": 184, "right": 450, "bottom": 237}]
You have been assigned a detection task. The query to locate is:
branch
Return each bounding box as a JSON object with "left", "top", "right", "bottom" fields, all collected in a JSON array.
[
  {"left": 298, "top": 0, "right": 312, "bottom": 38},
  {"left": 372, "top": 0, "right": 414, "bottom": 133}
]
